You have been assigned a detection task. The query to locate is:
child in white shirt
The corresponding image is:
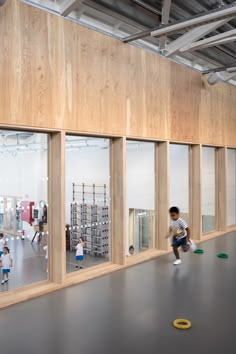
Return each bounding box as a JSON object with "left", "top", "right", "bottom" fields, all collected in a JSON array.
[
  {"left": 0, "top": 247, "right": 13, "bottom": 284},
  {"left": 0, "top": 233, "right": 6, "bottom": 257},
  {"left": 43, "top": 245, "right": 48, "bottom": 273},
  {"left": 75, "top": 238, "right": 84, "bottom": 269},
  {"left": 166, "top": 206, "right": 195, "bottom": 265}
]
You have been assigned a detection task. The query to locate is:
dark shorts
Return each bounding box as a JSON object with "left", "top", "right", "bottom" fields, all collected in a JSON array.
[
  {"left": 172, "top": 236, "right": 187, "bottom": 248},
  {"left": 75, "top": 255, "right": 84, "bottom": 261}
]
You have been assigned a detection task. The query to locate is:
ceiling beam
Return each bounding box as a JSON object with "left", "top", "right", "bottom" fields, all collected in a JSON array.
[
  {"left": 159, "top": 0, "right": 172, "bottom": 50},
  {"left": 163, "top": 18, "right": 230, "bottom": 56},
  {"left": 132, "top": 0, "right": 161, "bottom": 16},
  {"left": 202, "top": 63, "right": 236, "bottom": 74},
  {"left": 60, "top": 0, "right": 83, "bottom": 17},
  {"left": 181, "top": 28, "right": 236, "bottom": 52},
  {"left": 122, "top": 2, "right": 236, "bottom": 43},
  {"left": 151, "top": 4, "right": 236, "bottom": 38},
  {"left": 207, "top": 71, "right": 236, "bottom": 85}
]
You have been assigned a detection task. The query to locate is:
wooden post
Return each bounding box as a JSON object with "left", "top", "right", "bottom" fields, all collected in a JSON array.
[
  {"left": 156, "top": 141, "right": 169, "bottom": 251},
  {"left": 216, "top": 147, "right": 227, "bottom": 232},
  {"left": 48, "top": 132, "right": 66, "bottom": 284},
  {"left": 129, "top": 209, "right": 135, "bottom": 246},
  {"left": 111, "top": 137, "right": 126, "bottom": 265},
  {"left": 190, "top": 145, "right": 202, "bottom": 240}
]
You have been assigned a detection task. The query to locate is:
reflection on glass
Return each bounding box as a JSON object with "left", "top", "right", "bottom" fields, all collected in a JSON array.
[
  {"left": 0, "top": 130, "right": 48, "bottom": 292},
  {"left": 202, "top": 147, "right": 216, "bottom": 233},
  {"left": 0, "top": 197, "right": 3, "bottom": 230},
  {"left": 126, "top": 141, "right": 155, "bottom": 254},
  {"left": 170, "top": 144, "right": 189, "bottom": 223},
  {"left": 66, "top": 136, "right": 111, "bottom": 273},
  {"left": 227, "top": 149, "right": 236, "bottom": 226}
]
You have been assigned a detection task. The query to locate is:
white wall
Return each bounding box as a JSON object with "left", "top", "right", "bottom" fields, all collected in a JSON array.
[
  {"left": 66, "top": 147, "right": 110, "bottom": 223},
  {"left": 0, "top": 150, "right": 48, "bottom": 203},
  {"left": 126, "top": 143, "right": 155, "bottom": 251},
  {"left": 202, "top": 147, "right": 216, "bottom": 216},
  {"left": 170, "top": 144, "right": 189, "bottom": 214}
]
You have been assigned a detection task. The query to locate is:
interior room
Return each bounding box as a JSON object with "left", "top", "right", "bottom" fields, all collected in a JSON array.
[{"left": 0, "top": 130, "right": 48, "bottom": 292}]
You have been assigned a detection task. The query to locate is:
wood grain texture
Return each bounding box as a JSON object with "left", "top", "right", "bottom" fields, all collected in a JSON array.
[
  {"left": 111, "top": 137, "right": 126, "bottom": 265},
  {"left": 49, "top": 132, "right": 66, "bottom": 283},
  {"left": 156, "top": 142, "right": 169, "bottom": 250},
  {"left": 190, "top": 145, "right": 202, "bottom": 240},
  {"left": 0, "top": 0, "right": 236, "bottom": 145}
]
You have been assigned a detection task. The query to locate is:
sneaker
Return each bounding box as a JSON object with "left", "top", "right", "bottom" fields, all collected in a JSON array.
[
  {"left": 173, "top": 259, "right": 182, "bottom": 265},
  {"left": 1, "top": 280, "right": 4, "bottom": 285},
  {"left": 75, "top": 266, "right": 79, "bottom": 269},
  {"left": 5, "top": 279, "right": 9, "bottom": 283},
  {"left": 188, "top": 241, "right": 197, "bottom": 252}
]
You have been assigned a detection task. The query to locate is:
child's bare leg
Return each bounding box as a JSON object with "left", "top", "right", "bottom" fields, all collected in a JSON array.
[
  {"left": 182, "top": 244, "right": 190, "bottom": 253},
  {"left": 173, "top": 246, "right": 180, "bottom": 259},
  {"left": 2, "top": 273, "right": 5, "bottom": 283}
]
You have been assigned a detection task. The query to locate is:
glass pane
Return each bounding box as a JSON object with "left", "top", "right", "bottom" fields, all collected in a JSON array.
[
  {"left": 126, "top": 141, "right": 155, "bottom": 255},
  {"left": 66, "top": 136, "right": 111, "bottom": 273},
  {"left": 202, "top": 147, "right": 216, "bottom": 233},
  {"left": 0, "top": 197, "right": 3, "bottom": 230},
  {"left": 170, "top": 144, "right": 189, "bottom": 224},
  {"left": 227, "top": 149, "right": 236, "bottom": 226},
  {"left": 0, "top": 131, "right": 48, "bottom": 292}
]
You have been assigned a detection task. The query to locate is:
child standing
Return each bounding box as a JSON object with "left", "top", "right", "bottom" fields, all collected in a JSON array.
[
  {"left": 43, "top": 245, "right": 48, "bottom": 273},
  {"left": 75, "top": 238, "right": 84, "bottom": 269},
  {"left": 0, "top": 233, "right": 6, "bottom": 257},
  {"left": 0, "top": 247, "right": 13, "bottom": 284},
  {"left": 167, "top": 206, "right": 192, "bottom": 265}
]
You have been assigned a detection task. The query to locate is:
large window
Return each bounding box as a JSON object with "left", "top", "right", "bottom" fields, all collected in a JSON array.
[
  {"left": 170, "top": 144, "right": 189, "bottom": 223},
  {"left": 0, "top": 130, "right": 48, "bottom": 292},
  {"left": 126, "top": 141, "right": 155, "bottom": 255},
  {"left": 65, "top": 136, "right": 111, "bottom": 273},
  {"left": 227, "top": 149, "right": 236, "bottom": 226},
  {"left": 202, "top": 147, "right": 216, "bottom": 233}
]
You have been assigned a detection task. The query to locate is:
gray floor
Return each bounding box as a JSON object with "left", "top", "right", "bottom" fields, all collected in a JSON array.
[
  {"left": 66, "top": 251, "right": 109, "bottom": 273},
  {"left": 0, "top": 237, "right": 109, "bottom": 292},
  {"left": 0, "top": 232, "right": 235, "bottom": 354},
  {"left": 0, "top": 237, "right": 48, "bottom": 292}
]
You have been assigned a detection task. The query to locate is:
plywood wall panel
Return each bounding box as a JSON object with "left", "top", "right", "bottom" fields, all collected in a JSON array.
[
  {"left": 169, "top": 64, "right": 201, "bottom": 143},
  {"left": 0, "top": 0, "right": 236, "bottom": 146},
  {"left": 144, "top": 53, "right": 171, "bottom": 140}
]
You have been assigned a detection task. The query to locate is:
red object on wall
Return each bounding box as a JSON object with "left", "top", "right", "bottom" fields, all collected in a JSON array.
[{"left": 21, "top": 201, "right": 34, "bottom": 225}]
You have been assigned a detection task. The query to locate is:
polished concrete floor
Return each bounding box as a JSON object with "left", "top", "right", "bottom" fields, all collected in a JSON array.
[
  {"left": 66, "top": 251, "right": 109, "bottom": 272},
  {"left": 0, "top": 237, "right": 48, "bottom": 292},
  {"left": 0, "top": 232, "right": 235, "bottom": 354},
  {"left": 0, "top": 237, "right": 109, "bottom": 292}
]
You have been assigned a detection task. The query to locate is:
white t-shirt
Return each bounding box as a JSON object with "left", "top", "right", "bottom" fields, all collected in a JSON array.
[
  {"left": 43, "top": 245, "right": 48, "bottom": 259},
  {"left": 75, "top": 243, "right": 83, "bottom": 256},
  {"left": 170, "top": 218, "right": 188, "bottom": 238},
  {"left": 1, "top": 254, "right": 12, "bottom": 269},
  {"left": 0, "top": 239, "right": 5, "bottom": 252}
]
